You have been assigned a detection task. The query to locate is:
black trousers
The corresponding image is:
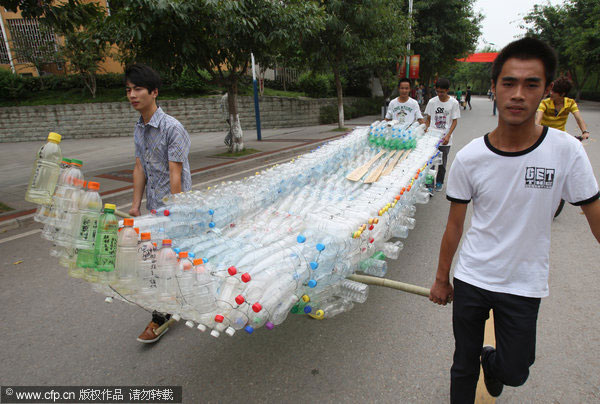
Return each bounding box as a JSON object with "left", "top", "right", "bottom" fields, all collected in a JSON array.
[
  {"left": 436, "top": 145, "right": 450, "bottom": 185},
  {"left": 451, "top": 278, "right": 541, "bottom": 404}
]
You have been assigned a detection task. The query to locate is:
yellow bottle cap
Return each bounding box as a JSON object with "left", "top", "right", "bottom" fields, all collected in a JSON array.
[
  {"left": 104, "top": 203, "right": 116, "bottom": 210},
  {"left": 302, "top": 295, "right": 310, "bottom": 303},
  {"left": 47, "top": 132, "right": 62, "bottom": 143}
]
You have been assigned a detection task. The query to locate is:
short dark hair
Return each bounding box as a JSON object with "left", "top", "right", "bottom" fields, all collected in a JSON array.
[
  {"left": 124, "top": 64, "right": 161, "bottom": 93},
  {"left": 491, "top": 37, "right": 557, "bottom": 86},
  {"left": 435, "top": 78, "right": 450, "bottom": 89},
  {"left": 551, "top": 76, "right": 572, "bottom": 96},
  {"left": 398, "top": 77, "right": 411, "bottom": 87}
]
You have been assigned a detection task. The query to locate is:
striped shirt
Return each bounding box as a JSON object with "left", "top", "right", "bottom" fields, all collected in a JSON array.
[{"left": 134, "top": 107, "right": 192, "bottom": 210}]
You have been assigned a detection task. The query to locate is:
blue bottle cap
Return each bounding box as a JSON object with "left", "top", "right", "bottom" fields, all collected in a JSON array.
[
  {"left": 203, "top": 257, "right": 209, "bottom": 263},
  {"left": 188, "top": 252, "right": 195, "bottom": 258},
  {"left": 297, "top": 235, "right": 306, "bottom": 243},
  {"left": 310, "top": 262, "right": 319, "bottom": 270},
  {"left": 208, "top": 209, "right": 215, "bottom": 215},
  {"left": 304, "top": 306, "right": 312, "bottom": 314},
  {"left": 316, "top": 243, "right": 325, "bottom": 251},
  {"left": 173, "top": 248, "right": 181, "bottom": 254},
  {"left": 308, "top": 279, "right": 317, "bottom": 288},
  {"left": 244, "top": 325, "right": 254, "bottom": 334},
  {"left": 209, "top": 222, "right": 216, "bottom": 228}
]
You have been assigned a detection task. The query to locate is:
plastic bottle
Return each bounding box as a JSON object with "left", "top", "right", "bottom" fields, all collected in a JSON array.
[
  {"left": 136, "top": 232, "right": 156, "bottom": 302},
  {"left": 72, "top": 181, "right": 103, "bottom": 250},
  {"left": 94, "top": 203, "right": 119, "bottom": 283},
  {"left": 25, "top": 132, "right": 63, "bottom": 205},
  {"left": 115, "top": 218, "right": 139, "bottom": 288},
  {"left": 34, "top": 157, "right": 71, "bottom": 224},
  {"left": 155, "top": 239, "right": 178, "bottom": 311}
]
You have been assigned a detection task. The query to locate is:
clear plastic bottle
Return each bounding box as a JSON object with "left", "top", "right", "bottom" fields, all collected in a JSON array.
[
  {"left": 94, "top": 203, "right": 119, "bottom": 283},
  {"left": 25, "top": 132, "right": 62, "bottom": 204},
  {"left": 72, "top": 181, "right": 102, "bottom": 250},
  {"left": 136, "top": 232, "right": 156, "bottom": 302},
  {"left": 155, "top": 239, "right": 178, "bottom": 311},
  {"left": 115, "top": 218, "right": 139, "bottom": 288},
  {"left": 34, "top": 157, "right": 71, "bottom": 224}
]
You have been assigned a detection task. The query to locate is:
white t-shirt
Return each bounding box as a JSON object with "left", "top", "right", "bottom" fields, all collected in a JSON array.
[
  {"left": 425, "top": 96, "right": 461, "bottom": 145},
  {"left": 447, "top": 127, "right": 599, "bottom": 298},
  {"left": 386, "top": 97, "right": 423, "bottom": 125}
]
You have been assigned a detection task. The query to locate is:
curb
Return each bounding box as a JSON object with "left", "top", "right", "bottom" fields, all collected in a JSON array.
[{"left": 0, "top": 131, "right": 349, "bottom": 233}]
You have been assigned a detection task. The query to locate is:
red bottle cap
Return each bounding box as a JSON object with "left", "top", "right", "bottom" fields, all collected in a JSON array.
[
  {"left": 228, "top": 266, "right": 237, "bottom": 276},
  {"left": 215, "top": 315, "right": 224, "bottom": 323},
  {"left": 163, "top": 209, "right": 170, "bottom": 216},
  {"left": 252, "top": 303, "right": 262, "bottom": 313},
  {"left": 235, "top": 295, "right": 245, "bottom": 305},
  {"left": 241, "top": 273, "right": 251, "bottom": 283}
]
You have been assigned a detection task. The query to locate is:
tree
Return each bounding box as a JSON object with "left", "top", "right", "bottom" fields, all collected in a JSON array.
[
  {"left": 59, "top": 29, "right": 110, "bottom": 98},
  {"left": 300, "top": 0, "right": 410, "bottom": 129},
  {"left": 410, "top": 0, "right": 482, "bottom": 92},
  {"left": 523, "top": 0, "right": 600, "bottom": 100},
  {"left": 108, "top": 0, "right": 325, "bottom": 152},
  {"left": 0, "top": 0, "right": 103, "bottom": 31}
]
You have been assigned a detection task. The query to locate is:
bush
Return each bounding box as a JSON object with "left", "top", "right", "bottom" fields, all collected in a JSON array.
[
  {"left": 298, "top": 71, "right": 336, "bottom": 98},
  {"left": 171, "top": 68, "right": 212, "bottom": 94},
  {"left": 0, "top": 69, "right": 26, "bottom": 100},
  {"left": 319, "top": 97, "right": 385, "bottom": 124},
  {"left": 96, "top": 73, "right": 125, "bottom": 89}
]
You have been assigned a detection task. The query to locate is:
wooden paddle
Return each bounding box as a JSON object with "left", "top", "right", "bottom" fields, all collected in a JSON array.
[
  {"left": 381, "top": 149, "right": 405, "bottom": 177},
  {"left": 363, "top": 150, "right": 397, "bottom": 183},
  {"left": 346, "top": 150, "right": 386, "bottom": 181}
]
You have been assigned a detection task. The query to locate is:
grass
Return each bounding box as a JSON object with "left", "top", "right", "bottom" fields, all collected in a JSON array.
[
  {"left": 0, "top": 201, "right": 14, "bottom": 213},
  {"left": 0, "top": 84, "right": 306, "bottom": 107},
  {"left": 213, "top": 148, "right": 261, "bottom": 158}
]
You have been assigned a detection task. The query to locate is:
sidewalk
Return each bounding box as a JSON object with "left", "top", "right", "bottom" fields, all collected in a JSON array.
[{"left": 0, "top": 115, "right": 381, "bottom": 231}]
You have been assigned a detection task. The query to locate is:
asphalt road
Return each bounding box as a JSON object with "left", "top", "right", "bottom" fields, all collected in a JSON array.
[{"left": 1, "top": 96, "right": 599, "bottom": 403}]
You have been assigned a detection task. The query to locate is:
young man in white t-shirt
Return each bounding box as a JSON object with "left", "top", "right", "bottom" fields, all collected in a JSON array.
[
  {"left": 385, "top": 78, "right": 424, "bottom": 125},
  {"left": 429, "top": 38, "right": 600, "bottom": 402},
  {"left": 424, "top": 78, "right": 461, "bottom": 191}
]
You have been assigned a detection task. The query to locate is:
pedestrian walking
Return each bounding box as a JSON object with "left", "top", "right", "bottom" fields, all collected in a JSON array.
[
  {"left": 429, "top": 37, "right": 600, "bottom": 403},
  {"left": 124, "top": 64, "right": 192, "bottom": 344},
  {"left": 424, "top": 78, "right": 461, "bottom": 193},
  {"left": 464, "top": 86, "right": 472, "bottom": 110}
]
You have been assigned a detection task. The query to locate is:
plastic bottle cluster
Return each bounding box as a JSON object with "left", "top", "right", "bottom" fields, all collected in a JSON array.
[{"left": 28, "top": 122, "right": 445, "bottom": 337}]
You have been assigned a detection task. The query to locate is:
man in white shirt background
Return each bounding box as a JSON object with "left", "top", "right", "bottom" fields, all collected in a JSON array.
[
  {"left": 424, "top": 78, "right": 461, "bottom": 192},
  {"left": 385, "top": 78, "right": 424, "bottom": 125}
]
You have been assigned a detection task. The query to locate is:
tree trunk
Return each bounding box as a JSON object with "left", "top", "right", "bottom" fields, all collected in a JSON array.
[
  {"left": 332, "top": 64, "right": 344, "bottom": 129},
  {"left": 227, "top": 79, "right": 244, "bottom": 153}
]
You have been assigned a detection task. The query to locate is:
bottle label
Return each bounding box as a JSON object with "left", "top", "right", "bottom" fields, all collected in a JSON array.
[
  {"left": 79, "top": 216, "right": 99, "bottom": 242},
  {"left": 97, "top": 233, "right": 117, "bottom": 269}
]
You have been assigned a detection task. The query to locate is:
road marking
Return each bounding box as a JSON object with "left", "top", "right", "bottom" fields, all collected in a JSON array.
[{"left": 0, "top": 228, "right": 41, "bottom": 245}]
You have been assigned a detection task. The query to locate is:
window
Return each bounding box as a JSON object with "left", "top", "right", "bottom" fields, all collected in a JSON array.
[
  {"left": 0, "top": 27, "right": 9, "bottom": 64},
  {"left": 7, "top": 18, "right": 58, "bottom": 64}
]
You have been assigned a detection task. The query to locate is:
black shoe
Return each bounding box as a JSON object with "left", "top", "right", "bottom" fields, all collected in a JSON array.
[{"left": 481, "top": 345, "right": 503, "bottom": 397}]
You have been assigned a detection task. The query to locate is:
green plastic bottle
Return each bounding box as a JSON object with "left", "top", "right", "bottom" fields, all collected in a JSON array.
[{"left": 94, "top": 203, "right": 119, "bottom": 283}]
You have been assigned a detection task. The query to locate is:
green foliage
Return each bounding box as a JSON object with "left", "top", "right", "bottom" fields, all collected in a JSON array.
[
  {"left": 0, "top": 69, "right": 26, "bottom": 100},
  {"left": 319, "top": 97, "right": 383, "bottom": 124},
  {"left": 301, "top": 0, "right": 410, "bottom": 127},
  {"left": 523, "top": 0, "right": 600, "bottom": 100},
  {"left": 411, "top": 0, "right": 482, "bottom": 85},
  {"left": 448, "top": 62, "right": 492, "bottom": 94},
  {"left": 298, "top": 71, "right": 335, "bottom": 98},
  {"left": 172, "top": 68, "right": 212, "bottom": 94}
]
